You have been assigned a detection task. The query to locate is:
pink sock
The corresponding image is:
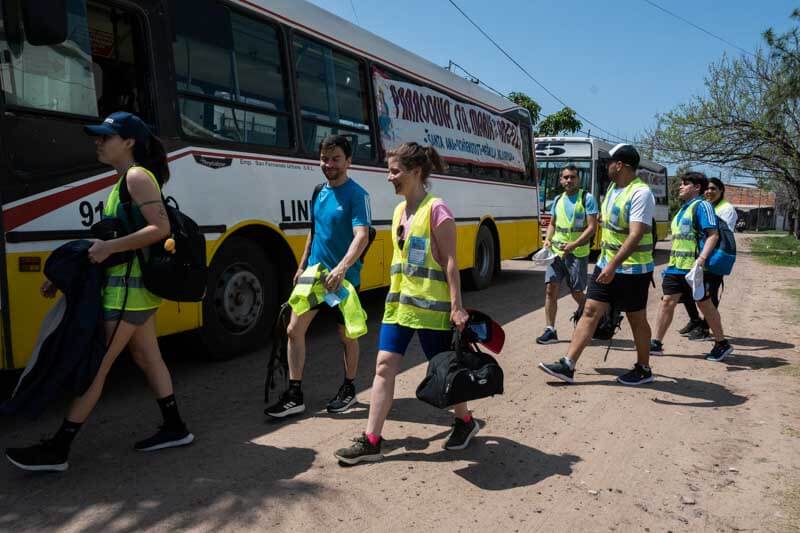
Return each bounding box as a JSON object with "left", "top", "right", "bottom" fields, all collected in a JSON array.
[
  {"left": 461, "top": 414, "right": 473, "bottom": 424},
  {"left": 366, "top": 432, "right": 381, "bottom": 446}
]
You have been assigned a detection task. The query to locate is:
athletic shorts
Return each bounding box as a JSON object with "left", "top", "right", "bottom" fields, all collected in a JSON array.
[
  {"left": 545, "top": 254, "right": 589, "bottom": 292},
  {"left": 586, "top": 267, "right": 653, "bottom": 313},
  {"left": 662, "top": 273, "right": 713, "bottom": 303},
  {"left": 378, "top": 323, "right": 452, "bottom": 359},
  {"left": 310, "top": 285, "right": 360, "bottom": 325},
  {"left": 103, "top": 307, "right": 158, "bottom": 325}
]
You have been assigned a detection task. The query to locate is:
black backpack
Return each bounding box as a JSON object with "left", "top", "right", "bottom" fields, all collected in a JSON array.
[
  {"left": 120, "top": 173, "right": 207, "bottom": 302},
  {"left": 416, "top": 330, "right": 504, "bottom": 408},
  {"left": 310, "top": 183, "right": 376, "bottom": 262}
]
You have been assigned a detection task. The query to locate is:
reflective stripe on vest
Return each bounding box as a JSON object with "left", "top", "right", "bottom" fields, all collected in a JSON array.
[
  {"left": 668, "top": 198, "right": 701, "bottom": 271},
  {"left": 288, "top": 263, "right": 368, "bottom": 339},
  {"left": 102, "top": 167, "right": 163, "bottom": 311},
  {"left": 599, "top": 177, "right": 654, "bottom": 268},
  {"left": 382, "top": 194, "right": 452, "bottom": 331},
  {"left": 552, "top": 190, "right": 590, "bottom": 258}
]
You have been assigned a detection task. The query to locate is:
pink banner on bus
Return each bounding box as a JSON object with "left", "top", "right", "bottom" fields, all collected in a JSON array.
[{"left": 373, "top": 69, "right": 525, "bottom": 172}]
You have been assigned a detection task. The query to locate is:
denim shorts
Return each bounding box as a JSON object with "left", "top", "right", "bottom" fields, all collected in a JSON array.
[{"left": 378, "top": 323, "right": 452, "bottom": 359}]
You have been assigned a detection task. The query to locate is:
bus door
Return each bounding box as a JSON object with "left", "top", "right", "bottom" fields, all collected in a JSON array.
[{"left": 0, "top": 0, "right": 161, "bottom": 369}]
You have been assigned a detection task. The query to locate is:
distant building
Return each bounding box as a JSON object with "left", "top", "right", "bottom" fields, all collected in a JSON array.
[{"left": 725, "top": 184, "right": 775, "bottom": 230}]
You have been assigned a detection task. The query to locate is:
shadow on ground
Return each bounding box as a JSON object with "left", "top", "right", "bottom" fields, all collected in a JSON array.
[{"left": 543, "top": 367, "right": 748, "bottom": 408}]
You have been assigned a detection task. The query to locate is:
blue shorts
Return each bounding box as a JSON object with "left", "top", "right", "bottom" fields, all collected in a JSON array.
[{"left": 378, "top": 323, "right": 452, "bottom": 359}]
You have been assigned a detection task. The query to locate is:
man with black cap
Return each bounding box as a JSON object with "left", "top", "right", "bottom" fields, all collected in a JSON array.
[{"left": 539, "top": 144, "right": 657, "bottom": 385}]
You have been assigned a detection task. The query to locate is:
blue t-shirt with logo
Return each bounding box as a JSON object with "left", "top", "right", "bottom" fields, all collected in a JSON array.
[
  {"left": 664, "top": 197, "right": 717, "bottom": 275},
  {"left": 308, "top": 178, "right": 371, "bottom": 286}
]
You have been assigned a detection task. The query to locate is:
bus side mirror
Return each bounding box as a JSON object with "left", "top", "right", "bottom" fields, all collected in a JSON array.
[{"left": 22, "top": 0, "right": 68, "bottom": 46}]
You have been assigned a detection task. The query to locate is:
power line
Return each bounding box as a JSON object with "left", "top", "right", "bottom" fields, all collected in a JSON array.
[
  {"left": 349, "top": 0, "right": 361, "bottom": 26},
  {"left": 640, "top": 0, "right": 755, "bottom": 57},
  {"left": 445, "top": 0, "right": 631, "bottom": 144}
]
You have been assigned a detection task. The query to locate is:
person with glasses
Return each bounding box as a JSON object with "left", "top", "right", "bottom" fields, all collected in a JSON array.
[
  {"left": 536, "top": 163, "right": 598, "bottom": 345},
  {"left": 539, "top": 144, "right": 657, "bottom": 385},
  {"left": 649, "top": 172, "right": 733, "bottom": 362},
  {"left": 334, "top": 142, "right": 474, "bottom": 465},
  {"left": 677, "top": 177, "right": 738, "bottom": 342}
]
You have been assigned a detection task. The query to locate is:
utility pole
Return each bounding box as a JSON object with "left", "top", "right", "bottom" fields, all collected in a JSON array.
[{"left": 756, "top": 187, "right": 762, "bottom": 232}]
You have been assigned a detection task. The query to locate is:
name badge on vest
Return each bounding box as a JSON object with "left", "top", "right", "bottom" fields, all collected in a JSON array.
[{"left": 407, "top": 236, "right": 427, "bottom": 266}]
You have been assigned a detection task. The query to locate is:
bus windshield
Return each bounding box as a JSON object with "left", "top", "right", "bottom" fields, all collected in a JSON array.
[{"left": 536, "top": 160, "right": 592, "bottom": 213}]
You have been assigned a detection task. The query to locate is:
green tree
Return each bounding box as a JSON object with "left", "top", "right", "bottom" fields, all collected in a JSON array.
[
  {"left": 646, "top": 9, "right": 800, "bottom": 238},
  {"left": 507, "top": 92, "right": 583, "bottom": 137}
]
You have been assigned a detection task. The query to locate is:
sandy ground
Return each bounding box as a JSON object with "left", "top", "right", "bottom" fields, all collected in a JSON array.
[{"left": 1, "top": 235, "right": 799, "bottom": 533}]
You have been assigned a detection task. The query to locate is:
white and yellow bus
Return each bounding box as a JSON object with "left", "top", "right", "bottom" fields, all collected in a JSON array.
[
  {"left": 534, "top": 136, "right": 670, "bottom": 253},
  {"left": 0, "top": 0, "right": 538, "bottom": 373}
]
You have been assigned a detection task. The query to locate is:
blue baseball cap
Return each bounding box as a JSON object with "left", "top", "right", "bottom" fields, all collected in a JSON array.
[{"left": 84, "top": 111, "right": 151, "bottom": 147}]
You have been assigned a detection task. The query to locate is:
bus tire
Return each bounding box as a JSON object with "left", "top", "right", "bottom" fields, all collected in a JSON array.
[
  {"left": 200, "top": 236, "right": 276, "bottom": 360},
  {"left": 466, "top": 224, "right": 496, "bottom": 291}
]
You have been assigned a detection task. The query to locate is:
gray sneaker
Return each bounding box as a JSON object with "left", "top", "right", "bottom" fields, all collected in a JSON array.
[{"left": 334, "top": 434, "right": 383, "bottom": 465}]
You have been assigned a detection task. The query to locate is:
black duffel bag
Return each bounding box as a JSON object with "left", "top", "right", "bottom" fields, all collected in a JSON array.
[{"left": 416, "top": 330, "right": 504, "bottom": 409}]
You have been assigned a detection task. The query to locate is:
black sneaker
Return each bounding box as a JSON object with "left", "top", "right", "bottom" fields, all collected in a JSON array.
[
  {"left": 134, "top": 425, "right": 195, "bottom": 452},
  {"left": 679, "top": 320, "right": 702, "bottom": 336},
  {"left": 617, "top": 364, "right": 654, "bottom": 385},
  {"left": 536, "top": 328, "right": 559, "bottom": 345},
  {"left": 706, "top": 340, "right": 733, "bottom": 362},
  {"left": 650, "top": 339, "right": 664, "bottom": 356},
  {"left": 538, "top": 357, "right": 575, "bottom": 384},
  {"left": 264, "top": 389, "right": 305, "bottom": 419},
  {"left": 5, "top": 439, "right": 69, "bottom": 472},
  {"left": 334, "top": 434, "right": 383, "bottom": 465},
  {"left": 327, "top": 382, "right": 357, "bottom": 414},
  {"left": 443, "top": 417, "right": 480, "bottom": 450},
  {"left": 687, "top": 326, "right": 712, "bottom": 341}
]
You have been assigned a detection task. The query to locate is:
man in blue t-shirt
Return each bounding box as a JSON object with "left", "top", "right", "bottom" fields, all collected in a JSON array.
[
  {"left": 536, "top": 164, "right": 598, "bottom": 345},
  {"left": 650, "top": 172, "right": 733, "bottom": 362},
  {"left": 265, "top": 135, "right": 371, "bottom": 419}
]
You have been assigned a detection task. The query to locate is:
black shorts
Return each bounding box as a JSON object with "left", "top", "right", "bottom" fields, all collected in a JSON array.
[
  {"left": 586, "top": 267, "right": 653, "bottom": 313},
  {"left": 310, "top": 285, "right": 360, "bottom": 325},
  {"left": 662, "top": 273, "right": 721, "bottom": 303}
]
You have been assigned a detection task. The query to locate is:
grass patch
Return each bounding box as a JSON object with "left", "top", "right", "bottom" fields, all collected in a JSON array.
[
  {"left": 783, "top": 484, "right": 800, "bottom": 532},
  {"left": 774, "top": 364, "right": 800, "bottom": 377},
  {"left": 750, "top": 235, "right": 800, "bottom": 266}
]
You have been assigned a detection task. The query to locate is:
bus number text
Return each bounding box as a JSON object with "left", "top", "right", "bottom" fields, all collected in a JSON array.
[{"left": 79, "top": 200, "right": 104, "bottom": 227}]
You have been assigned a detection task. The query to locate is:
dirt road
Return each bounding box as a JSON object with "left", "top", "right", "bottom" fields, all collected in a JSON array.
[{"left": 1, "top": 236, "right": 799, "bottom": 532}]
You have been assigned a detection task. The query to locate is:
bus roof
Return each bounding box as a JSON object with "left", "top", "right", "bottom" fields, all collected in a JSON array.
[
  {"left": 256, "top": 0, "right": 529, "bottom": 121},
  {"left": 534, "top": 135, "right": 666, "bottom": 173}
]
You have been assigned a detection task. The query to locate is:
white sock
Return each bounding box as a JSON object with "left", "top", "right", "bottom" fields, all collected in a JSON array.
[{"left": 546, "top": 326, "right": 556, "bottom": 333}]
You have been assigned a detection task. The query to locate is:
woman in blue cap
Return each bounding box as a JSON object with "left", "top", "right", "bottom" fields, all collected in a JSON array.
[{"left": 5, "top": 112, "right": 194, "bottom": 472}]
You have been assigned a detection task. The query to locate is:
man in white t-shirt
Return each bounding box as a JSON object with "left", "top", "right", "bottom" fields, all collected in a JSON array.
[{"left": 539, "top": 144, "right": 657, "bottom": 386}]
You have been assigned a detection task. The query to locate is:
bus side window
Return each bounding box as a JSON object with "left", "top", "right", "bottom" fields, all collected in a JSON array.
[
  {"left": 292, "top": 35, "right": 373, "bottom": 161},
  {"left": 172, "top": 0, "right": 292, "bottom": 148}
]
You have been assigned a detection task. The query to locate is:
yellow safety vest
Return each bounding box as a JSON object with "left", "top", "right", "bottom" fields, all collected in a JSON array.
[
  {"left": 288, "top": 263, "right": 367, "bottom": 339},
  {"left": 382, "top": 194, "right": 451, "bottom": 331},
  {"left": 599, "top": 178, "right": 654, "bottom": 268},
  {"left": 552, "top": 189, "right": 590, "bottom": 258},
  {"left": 669, "top": 198, "right": 702, "bottom": 271},
  {"left": 714, "top": 199, "right": 733, "bottom": 217},
  {"left": 102, "top": 167, "right": 163, "bottom": 311}
]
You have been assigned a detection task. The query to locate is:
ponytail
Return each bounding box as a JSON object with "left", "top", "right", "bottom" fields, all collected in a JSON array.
[
  {"left": 133, "top": 134, "right": 170, "bottom": 187},
  {"left": 387, "top": 142, "right": 448, "bottom": 189}
]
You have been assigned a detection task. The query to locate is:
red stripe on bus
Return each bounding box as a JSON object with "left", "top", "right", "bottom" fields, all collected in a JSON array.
[
  {"left": 4, "top": 148, "right": 535, "bottom": 231},
  {"left": 2, "top": 151, "right": 192, "bottom": 232}
]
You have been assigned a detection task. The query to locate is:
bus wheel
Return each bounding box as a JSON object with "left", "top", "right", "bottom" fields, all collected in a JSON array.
[
  {"left": 466, "top": 224, "right": 496, "bottom": 290},
  {"left": 200, "top": 236, "right": 276, "bottom": 359}
]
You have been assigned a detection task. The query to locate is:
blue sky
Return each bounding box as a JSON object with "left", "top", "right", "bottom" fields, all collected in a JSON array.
[{"left": 308, "top": 0, "right": 797, "bottom": 180}]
